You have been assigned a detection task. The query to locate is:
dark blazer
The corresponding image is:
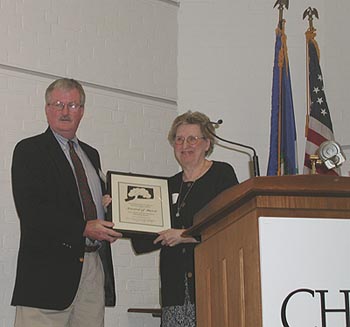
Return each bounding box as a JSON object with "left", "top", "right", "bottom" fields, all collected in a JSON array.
[{"left": 11, "top": 127, "right": 116, "bottom": 310}]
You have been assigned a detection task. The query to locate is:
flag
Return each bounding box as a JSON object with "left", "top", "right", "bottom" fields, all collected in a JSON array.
[
  {"left": 303, "top": 30, "right": 338, "bottom": 175},
  {"left": 267, "top": 21, "right": 298, "bottom": 176}
]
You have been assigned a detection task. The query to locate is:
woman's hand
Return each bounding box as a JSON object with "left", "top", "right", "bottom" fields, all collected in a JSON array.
[{"left": 153, "top": 228, "right": 198, "bottom": 247}]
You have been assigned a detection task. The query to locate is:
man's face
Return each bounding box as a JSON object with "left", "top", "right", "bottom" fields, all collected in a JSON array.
[{"left": 45, "top": 88, "right": 84, "bottom": 139}]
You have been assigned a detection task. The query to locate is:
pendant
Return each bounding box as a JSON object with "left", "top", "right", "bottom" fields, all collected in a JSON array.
[{"left": 176, "top": 202, "right": 185, "bottom": 218}]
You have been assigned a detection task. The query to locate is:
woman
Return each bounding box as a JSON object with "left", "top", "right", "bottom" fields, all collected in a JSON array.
[{"left": 131, "top": 111, "right": 239, "bottom": 327}]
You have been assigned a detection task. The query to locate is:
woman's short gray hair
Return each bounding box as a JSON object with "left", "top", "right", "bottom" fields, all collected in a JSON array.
[{"left": 168, "top": 110, "right": 216, "bottom": 157}]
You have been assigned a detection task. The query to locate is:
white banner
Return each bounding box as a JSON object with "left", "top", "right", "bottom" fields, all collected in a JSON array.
[{"left": 259, "top": 217, "right": 350, "bottom": 327}]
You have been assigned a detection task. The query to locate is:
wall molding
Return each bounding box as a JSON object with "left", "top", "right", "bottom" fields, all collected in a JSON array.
[
  {"left": 158, "top": 0, "right": 179, "bottom": 7},
  {"left": 0, "top": 63, "right": 177, "bottom": 106}
]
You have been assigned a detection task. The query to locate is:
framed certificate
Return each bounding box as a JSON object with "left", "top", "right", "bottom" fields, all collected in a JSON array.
[{"left": 106, "top": 171, "right": 171, "bottom": 237}]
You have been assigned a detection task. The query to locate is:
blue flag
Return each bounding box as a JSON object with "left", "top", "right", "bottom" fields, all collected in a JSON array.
[{"left": 267, "top": 23, "right": 298, "bottom": 176}]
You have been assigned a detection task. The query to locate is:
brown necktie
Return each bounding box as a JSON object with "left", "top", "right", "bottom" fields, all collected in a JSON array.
[{"left": 68, "top": 140, "right": 97, "bottom": 221}]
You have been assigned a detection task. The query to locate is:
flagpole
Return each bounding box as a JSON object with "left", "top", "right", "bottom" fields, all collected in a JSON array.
[
  {"left": 273, "top": 0, "right": 289, "bottom": 176},
  {"left": 305, "top": 41, "right": 310, "bottom": 138},
  {"left": 303, "top": 7, "right": 318, "bottom": 138},
  {"left": 305, "top": 30, "right": 310, "bottom": 138},
  {"left": 277, "top": 26, "right": 283, "bottom": 176}
]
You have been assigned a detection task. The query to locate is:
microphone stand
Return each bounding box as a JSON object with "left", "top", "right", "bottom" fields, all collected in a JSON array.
[{"left": 207, "top": 120, "right": 260, "bottom": 177}]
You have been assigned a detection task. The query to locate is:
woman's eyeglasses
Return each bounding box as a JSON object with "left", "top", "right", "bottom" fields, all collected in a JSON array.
[{"left": 174, "top": 135, "right": 205, "bottom": 145}]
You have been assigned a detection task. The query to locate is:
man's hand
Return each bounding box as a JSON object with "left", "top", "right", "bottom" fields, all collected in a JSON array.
[
  {"left": 83, "top": 220, "right": 122, "bottom": 243},
  {"left": 102, "top": 194, "right": 112, "bottom": 208}
]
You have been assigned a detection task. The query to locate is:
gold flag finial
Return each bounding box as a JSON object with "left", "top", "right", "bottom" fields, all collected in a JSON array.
[
  {"left": 303, "top": 7, "right": 319, "bottom": 32},
  {"left": 274, "top": 0, "right": 289, "bottom": 28}
]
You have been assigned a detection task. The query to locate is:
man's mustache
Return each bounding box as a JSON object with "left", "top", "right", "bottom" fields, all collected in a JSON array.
[{"left": 59, "top": 116, "right": 72, "bottom": 122}]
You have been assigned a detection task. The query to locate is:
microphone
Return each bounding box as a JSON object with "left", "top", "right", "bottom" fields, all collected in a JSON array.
[
  {"left": 207, "top": 119, "right": 260, "bottom": 177},
  {"left": 209, "top": 119, "right": 223, "bottom": 128},
  {"left": 317, "top": 140, "right": 346, "bottom": 169}
]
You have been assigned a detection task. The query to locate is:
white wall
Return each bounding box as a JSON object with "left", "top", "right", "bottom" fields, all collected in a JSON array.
[
  {"left": 1, "top": 0, "right": 350, "bottom": 326},
  {"left": 323, "top": 1, "right": 350, "bottom": 151},
  {"left": 178, "top": 0, "right": 350, "bottom": 181},
  {"left": 0, "top": 0, "right": 178, "bottom": 327}
]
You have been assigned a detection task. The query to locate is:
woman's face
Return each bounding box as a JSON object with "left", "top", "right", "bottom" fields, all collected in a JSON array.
[{"left": 173, "top": 123, "right": 210, "bottom": 169}]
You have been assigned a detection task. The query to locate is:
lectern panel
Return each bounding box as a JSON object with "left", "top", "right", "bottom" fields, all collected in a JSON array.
[{"left": 195, "top": 213, "right": 261, "bottom": 327}]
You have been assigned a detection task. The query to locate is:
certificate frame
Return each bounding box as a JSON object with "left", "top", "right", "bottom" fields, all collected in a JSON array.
[{"left": 106, "top": 171, "right": 171, "bottom": 237}]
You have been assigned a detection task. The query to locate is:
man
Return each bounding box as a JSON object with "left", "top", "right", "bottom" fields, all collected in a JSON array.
[{"left": 11, "top": 78, "right": 122, "bottom": 327}]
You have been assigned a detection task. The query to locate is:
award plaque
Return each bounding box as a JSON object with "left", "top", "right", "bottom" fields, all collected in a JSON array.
[{"left": 107, "top": 171, "right": 171, "bottom": 237}]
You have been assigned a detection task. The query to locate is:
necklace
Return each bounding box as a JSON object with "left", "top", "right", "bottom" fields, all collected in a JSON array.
[{"left": 176, "top": 180, "right": 196, "bottom": 218}]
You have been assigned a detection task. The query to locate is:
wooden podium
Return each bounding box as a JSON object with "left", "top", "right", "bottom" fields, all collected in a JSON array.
[{"left": 187, "top": 175, "right": 350, "bottom": 327}]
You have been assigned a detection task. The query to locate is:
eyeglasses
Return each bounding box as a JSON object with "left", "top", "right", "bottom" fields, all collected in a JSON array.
[
  {"left": 47, "top": 101, "right": 82, "bottom": 111},
  {"left": 174, "top": 135, "right": 206, "bottom": 145}
]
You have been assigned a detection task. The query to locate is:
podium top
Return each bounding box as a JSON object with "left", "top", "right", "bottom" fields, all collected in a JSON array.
[{"left": 187, "top": 175, "right": 350, "bottom": 237}]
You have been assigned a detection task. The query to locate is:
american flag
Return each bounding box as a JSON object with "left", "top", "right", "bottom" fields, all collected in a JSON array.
[{"left": 303, "top": 30, "right": 338, "bottom": 175}]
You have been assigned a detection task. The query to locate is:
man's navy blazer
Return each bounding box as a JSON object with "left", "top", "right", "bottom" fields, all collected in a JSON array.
[{"left": 11, "top": 127, "right": 116, "bottom": 310}]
